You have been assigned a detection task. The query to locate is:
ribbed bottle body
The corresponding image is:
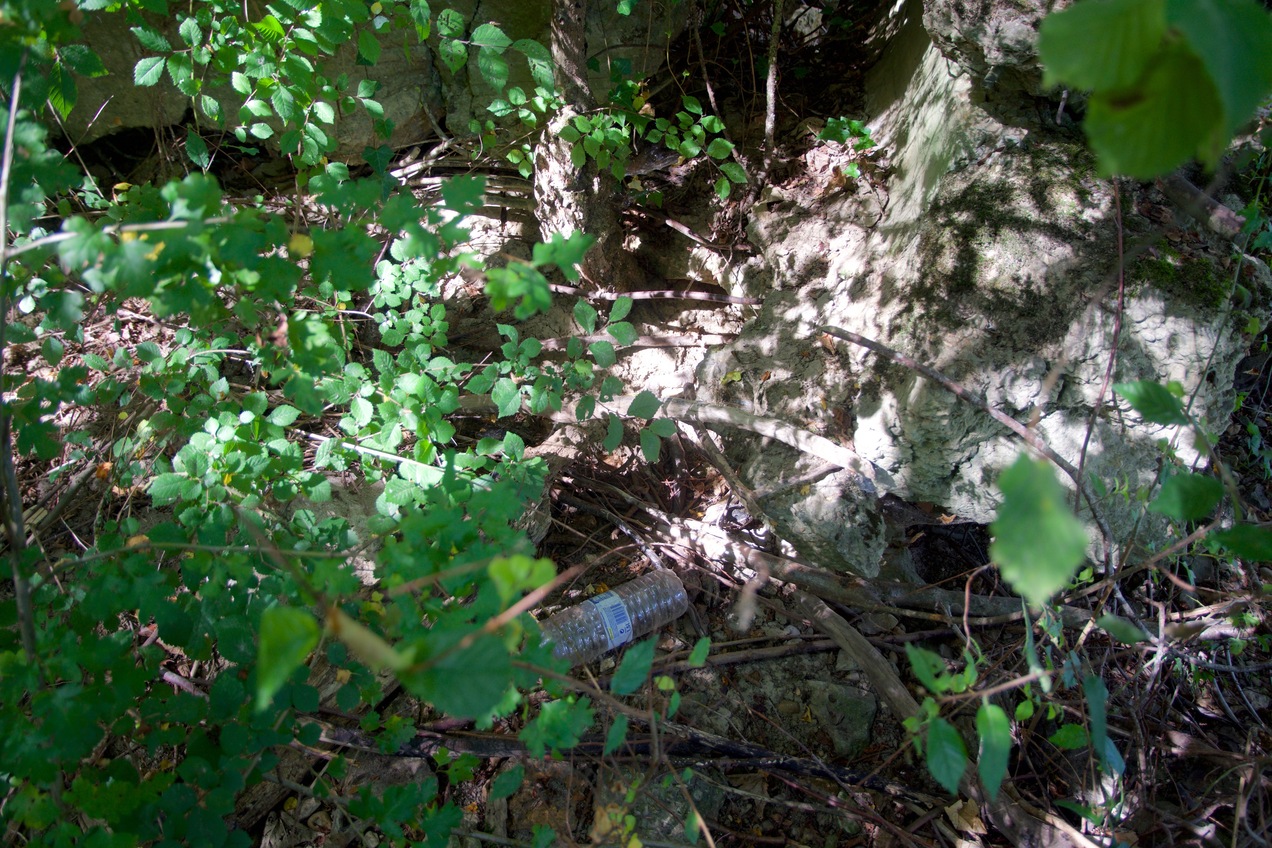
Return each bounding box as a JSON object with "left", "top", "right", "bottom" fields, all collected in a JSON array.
[{"left": 538, "top": 570, "right": 689, "bottom": 666}]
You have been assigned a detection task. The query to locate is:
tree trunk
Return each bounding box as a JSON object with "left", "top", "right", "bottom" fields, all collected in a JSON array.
[{"left": 534, "top": 0, "right": 644, "bottom": 290}]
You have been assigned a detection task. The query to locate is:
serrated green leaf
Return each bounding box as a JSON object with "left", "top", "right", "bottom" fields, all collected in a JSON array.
[
  {"left": 604, "top": 414, "right": 624, "bottom": 452},
  {"left": 1038, "top": 0, "right": 1166, "bottom": 92},
  {"left": 649, "top": 418, "right": 676, "bottom": 438},
  {"left": 268, "top": 405, "right": 302, "bottom": 426},
  {"left": 1149, "top": 472, "right": 1224, "bottom": 521},
  {"left": 1114, "top": 380, "right": 1189, "bottom": 425},
  {"left": 611, "top": 638, "right": 656, "bottom": 695},
  {"left": 688, "top": 637, "right": 710, "bottom": 667},
  {"left": 639, "top": 428, "right": 661, "bottom": 462},
  {"left": 627, "top": 390, "right": 661, "bottom": 420},
  {"left": 357, "top": 28, "right": 381, "bottom": 65},
  {"left": 492, "top": 377, "right": 521, "bottom": 418},
  {"left": 186, "top": 131, "right": 210, "bottom": 169},
  {"left": 440, "top": 38, "right": 467, "bottom": 73},
  {"left": 130, "top": 24, "right": 171, "bottom": 52},
  {"left": 719, "top": 161, "right": 747, "bottom": 183},
  {"left": 715, "top": 177, "right": 731, "bottom": 200},
  {"left": 609, "top": 295, "right": 633, "bottom": 323},
  {"left": 1096, "top": 614, "right": 1151, "bottom": 644},
  {"left": 256, "top": 606, "right": 320, "bottom": 712},
  {"left": 574, "top": 299, "right": 598, "bottom": 334},
  {"left": 706, "top": 138, "right": 734, "bottom": 159},
  {"left": 603, "top": 713, "right": 629, "bottom": 755},
  {"left": 607, "top": 321, "right": 638, "bottom": 346},
  {"left": 149, "top": 472, "right": 188, "bottom": 505},
  {"left": 926, "top": 717, "right": 967, "bottom": 795},
  {"left": 477, "top": 47, "right": 510, "bottom": 91},
  {"left": 576, "top": 395, "right": 597, "bottom": 421},
  {"left": 976, "top": 704, "right": 1011, "bottom": 801},
  {"left": 905, "top": 643, "right": 947, "bottom": 694},
  {"left": 134, "top": 56, "right": 166, "bottom": 87},
  {"left": 589, "top": 340, "right": 616, "bottom": 368},
  {"left": 472, "top": 22, "right": 512, "bottom": 49},
  {"left": 990, "top": 456, "right": 1088, "bottom": 608},
  {"left": 1212, "top": 524, "right": 1272, "bottom": 560}
]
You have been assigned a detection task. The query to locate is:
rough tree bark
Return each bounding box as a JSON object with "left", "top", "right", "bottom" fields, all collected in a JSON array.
[{"left": 534, "top": 0, "right": 644, "bottom": 290}]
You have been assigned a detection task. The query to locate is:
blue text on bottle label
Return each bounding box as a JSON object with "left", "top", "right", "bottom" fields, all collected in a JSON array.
[{"left": 587, "top": 592, "right": 633, "bottom": 650}]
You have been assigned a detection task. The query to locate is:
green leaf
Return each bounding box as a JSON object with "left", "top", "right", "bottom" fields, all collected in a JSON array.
[
  {"left": 268, "top": 405, "right": 302, "bottom": 426},
  {"left": 688, "top": 637, "right": 710, "bottom": 667},
  {"left": 604, "top": 414, "right": 624, "bottom": 452},
  {"left": 639, "top": 428, "right": 661, "bottom": 462},
  {"left": 472, "top": 22, "right": 512, "bottom": 50},
  {"left": 404, "top": 634, "right": 511, "bottom": 719},
  {"left": 603, "top": 713, "right": 629, "bottom": 755},
  {"left": 149, "top": 472, "right": 189, "bottom": 505},
  {"left": 991, "top": 456, "right": 1088, "bottom": 608},
  {"left": 1048, "top": 723, "right": 1088, "bottom": 750},
  {"left": 47, "top": 61, "right": 76, "bottom": 119},
  {"left": 1083, "top": 675, "right": 1114, "bottom": 774},
  {"left": 576, "top": 395, "right": 597, "bottom": 421},
  {"left": 589, "top": 341, "right": 616, "bottom": 368},
  {"left": 976, "top": 703, "right": 1011, "bottom": 801},
  {"left": 520, "top": 697, "right": 594, "bottom": 758},
  {"left": 1168, "top": 0, "right": 1272, "bottom": 140},
  {"left": 681, "top": 94, "right": 703, "bottom": 116},
  {"left": 58, "top": 43, "right": 107, "bottom": 77},
  {"left": 1038, "top": 0, "right": 1166, "bottom": 91},
  {"left": 1114, "top": 380, "right": 1189, "bottom": 425},
  {"left": 131, "top": 24, "right": 172, "bottom": 52},
  {"left": 574, "top": 299, "right": 598, "bottom": 334},
  {"left": 256, "top": 606, "right": 320, "bottom": 712},
  {"left": 719, "top": 161, "right": 747, "bottom": 184},
  {"left": 1084, "top": 42, "right": 1225, "bottom": 177},
  {"left": 926, "top": 717, "right": 967, "bottom": 795},
  {"left": 611, "top": 638, "right": 656, "bottom": 695},
  {"left": 627, "top": 390, "right": 661, "bottom": 420},
  {"left": 41, "top": 336, "right": 65, "bottom": 367},
  {"left": 706, "top": 138, "right": 734, "bottom": 159},
  {"left": 357, "top": 29, "right": 381, "bottom": 65},
  {"left": 439, "top": 38, "right": 467, "bottom": 73},
  {"left": 649, "top": 418, "right": 676, "bottom": 438},
  {"left": 1212, "top": 524, "right": 1272, "bottom": 560},
  {"left": 1096, "top": 614, "right": 1151, "bottom": 644},
  {"left": 1149, "top": 472, "right": 1224, "bottom": 521},
  {"left": 490, "top": 765, "right": 524, "bottom": 801},
  {"left": 492, "top": 377, "right": 521, "bottom": 418},
  {"left": 609, "top": 295, "right": 633, "bottom": 323},
  {"left": 714, "top": 177, "right": 731, "bottom": 200},
  {"left": 607, "top": 321, "right": 638, "bottom": 346},
  {"left": 477, "top": 47, "right": 510, "bottom": 91},
  {"left": 134, "top": 56, "right": 166, "bottom": 87},
  {"left": 186, "top": 131, "right": 211, "bottom": 169},
  {"left": 436, "top": 8, "right": 465, "bottom": 37},
  {"left": 905, "top": 643, "right": 947, "bottom": 694}
]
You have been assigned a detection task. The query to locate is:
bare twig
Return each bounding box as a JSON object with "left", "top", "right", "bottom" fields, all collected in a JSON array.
[
  {"left": 761, "top": 0, "right": 785, "bottom": 180},
  {"left": 0, "top": 50, "right": 40, "bottom": 673},
  {"left": 819, "top": 325, "right": 1114, "bottom": 566}
]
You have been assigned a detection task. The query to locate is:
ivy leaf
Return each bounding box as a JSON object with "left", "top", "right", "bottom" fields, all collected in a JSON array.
[
  {"left": 1114, "top": 380, "right": 1189, "bottom": 425},
  {"left": 256, "top": 606, "right": 320, "bottom": 712},
  {"left": 603, "top": 713, "right": 629, "bottom": 755},
  {"left": 926, "top": 717, "right": 967, "bottom": 795},
  {"left": 627, "top": 390, "right": 661, "bottom": 420},
  {"left": 611, "top": 638, "right": 656, "bottom": 695},
  {"left": 1148, "top": 472, "right": 1224, "bottom": 521},
  {"left": 990, "top": 455, "right": 1088, "bottom": 608},
  {"left": 1212, "top": 524, "right": 1272, "bottom": 560},
  {"left": 976, "top": 703, "right": 1011, "bottom": 801}
]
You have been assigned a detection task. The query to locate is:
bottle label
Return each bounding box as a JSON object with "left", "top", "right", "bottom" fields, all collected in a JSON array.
[{"left": 586, "top": 592, "right": 633, "bottom": 651}]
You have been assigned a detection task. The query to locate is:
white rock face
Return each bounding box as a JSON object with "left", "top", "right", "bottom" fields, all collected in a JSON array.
[{"left": 696, "top": 0, "right": 1271, "bottom": 576}]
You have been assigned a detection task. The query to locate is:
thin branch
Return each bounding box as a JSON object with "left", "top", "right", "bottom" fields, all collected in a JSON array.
[
  {"left": 761, "top": 0, "right": 785, "bottom": 180},
  {"left": 819, "top": 325, "right": 1115, "bottom": 567},
  {"left": 0, "top": 50, "right": 41, "bottom": 673}
]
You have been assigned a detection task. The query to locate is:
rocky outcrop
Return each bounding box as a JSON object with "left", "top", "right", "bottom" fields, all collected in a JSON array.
[{"left": 694, "top": 0, "right": 1271, "bottom": 577}]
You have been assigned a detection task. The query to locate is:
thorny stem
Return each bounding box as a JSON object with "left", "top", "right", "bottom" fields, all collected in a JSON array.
[{"left": 0, "top": 51, "right": 41, "bottom": 675}]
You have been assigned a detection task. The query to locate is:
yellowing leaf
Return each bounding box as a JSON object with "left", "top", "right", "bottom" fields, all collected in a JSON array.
[{"left": 289, "top": 233, "right": 314, "bottom": 258}]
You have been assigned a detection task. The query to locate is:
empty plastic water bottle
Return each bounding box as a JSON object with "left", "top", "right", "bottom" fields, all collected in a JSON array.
[{"left": 538, "top": 570, "right": 689, "bottom": 666}]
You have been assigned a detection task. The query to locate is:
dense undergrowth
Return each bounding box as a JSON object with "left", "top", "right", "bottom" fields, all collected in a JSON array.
[{"left": 2, "top": 1, "right": 1272, "bottom": 847}]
